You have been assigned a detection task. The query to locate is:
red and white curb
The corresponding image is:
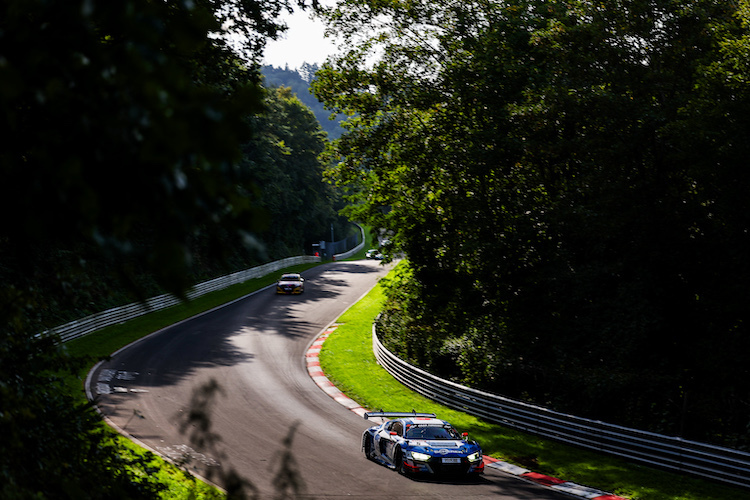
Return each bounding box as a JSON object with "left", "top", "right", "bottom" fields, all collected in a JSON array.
[
  {"left": 306, "top": 325, "right": 369, "bottom": 418},
  {"left": 481, "top": 456, "right": 627, "bottom": 499},
  {"left": 305, "top": 325, "right": 628, "bottom": 500}
]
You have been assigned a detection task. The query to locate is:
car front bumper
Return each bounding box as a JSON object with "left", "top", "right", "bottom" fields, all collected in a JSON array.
[{"left": 404, "top": 456, "right": 484, "bottom": 475}]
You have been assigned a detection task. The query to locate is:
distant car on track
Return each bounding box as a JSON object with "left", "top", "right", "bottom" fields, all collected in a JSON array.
[
  {"left": 365, "top": 249, "right": 384, "bottom": 260},
  {"left": 276, "top": 273, "right": 305, "bottom": 294},
  {"left": 362, "top": 412, "right": 484, "bottom": 477}
]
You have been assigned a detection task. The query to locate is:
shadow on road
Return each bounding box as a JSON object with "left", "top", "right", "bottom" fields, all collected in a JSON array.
[
  {"left": 97, "top": 261, "right": 388, "bottom": 390},
  {"left": 174, "top": 378, "right": 307, "bottom": 500}
]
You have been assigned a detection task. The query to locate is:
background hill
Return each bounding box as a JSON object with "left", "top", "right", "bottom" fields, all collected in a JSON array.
[{"left": 262, "top": 64, "right": 346, "bottom": 140}]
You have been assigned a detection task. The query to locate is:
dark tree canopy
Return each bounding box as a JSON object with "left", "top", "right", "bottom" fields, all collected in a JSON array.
[
  {"left": 0, "top": 0, "right": 329, "bottom": 498},
  {"left": 313, "top": 0, "right": 750, "bottom": 447},
  {"left": 1, "top": 0, "right": 272, "bottom": 301},
  {"left": 243, "top": 84, "right": 346, "bottom": 257}
]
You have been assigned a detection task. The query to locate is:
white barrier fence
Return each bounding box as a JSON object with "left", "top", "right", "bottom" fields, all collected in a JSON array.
[
  {"left": 51, "top": 223, "right": 367, "bottom": 344},
  {"left": 51, "top": 255, "right": 320, "bottom": 343},
  {"left": 372, "top": 323, "right": 750, "bottom": 489},
  {"left": 334, "top": 224, "right": 366, "bottom": 261}
]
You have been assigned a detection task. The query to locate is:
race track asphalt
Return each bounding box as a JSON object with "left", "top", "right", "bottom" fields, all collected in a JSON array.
[{"left": 88, "top": 259, "right": 569, "bottom": 499}]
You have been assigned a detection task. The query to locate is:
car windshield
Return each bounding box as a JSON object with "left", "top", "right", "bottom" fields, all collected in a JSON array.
[
  {"left": 281, "top": 275, "right": 300, "bottom": 281},
  {"left": 405, "top": 425, "right": 460, "bottom": 440}
]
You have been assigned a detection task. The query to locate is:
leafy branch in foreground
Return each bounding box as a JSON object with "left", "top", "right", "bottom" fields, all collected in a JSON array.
[{"left": 0, "top": 0, "right": 322, "bottom": 497}]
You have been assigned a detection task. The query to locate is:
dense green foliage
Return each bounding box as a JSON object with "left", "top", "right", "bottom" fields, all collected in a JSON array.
[
  {"left": 0, "top": 0, "right": 337, "bottom": 498},
  {"left": 262, "top": 64, "right": 347, "bottom": 139},
  {"left": 313, "top": 0, "right": 750, "bottom": 448},
  {"left": 0, "top": 3, "right": 345, "bottom": 325},
  {"left": 238, "top": 84, "right": 346, "bottom": 260}
]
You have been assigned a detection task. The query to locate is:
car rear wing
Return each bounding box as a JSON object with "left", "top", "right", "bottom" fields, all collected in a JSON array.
[{"left": 363, "top": 411, "right": 437, "bottom": 420}]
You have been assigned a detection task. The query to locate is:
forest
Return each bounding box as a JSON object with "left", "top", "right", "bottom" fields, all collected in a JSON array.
[
  {"left": 313, "top": 0, "right": 750, "bottom": 449},
  {"left": 0, "top": 0, "right": 345, "bottom": 497},
  {"left": 262, "top": 64, "right": 346, "bottom": 139},
  {"left": 4, "top": 0, "right": 750, "bottom": 497},
  {"left": 1, "top": 3, "right": 347, "bottom": 328}
]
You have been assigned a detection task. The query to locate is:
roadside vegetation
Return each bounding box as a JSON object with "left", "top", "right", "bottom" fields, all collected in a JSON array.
[
  {"left": 314, "top": 0, "right": 750, "bottom": 451},
  {"left": 1, "top": 1, "right": 340, "bottom": 497},
  {"left": 319, "top": 263, "right": 747, "bottom": 500},
  {"left": 5, "top": 0, "right": 749, "bottom": 497}
]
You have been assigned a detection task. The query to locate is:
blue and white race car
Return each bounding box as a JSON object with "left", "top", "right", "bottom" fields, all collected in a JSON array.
[{"left": 362, "top": 412, "right": 484, "bottom": 476}]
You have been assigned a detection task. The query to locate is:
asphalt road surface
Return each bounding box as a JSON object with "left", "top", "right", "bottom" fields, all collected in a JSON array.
[{"left": 88, "top": 259, "right": 568, "bottom": 499}]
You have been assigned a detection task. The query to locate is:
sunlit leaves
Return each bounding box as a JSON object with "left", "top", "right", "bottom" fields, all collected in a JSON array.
[{"left": 315, "top": 0, "right": 750, "bottom": 446}]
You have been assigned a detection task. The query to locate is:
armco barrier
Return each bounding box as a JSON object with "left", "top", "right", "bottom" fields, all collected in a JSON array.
[
  {"left": 51, "top": 255, "right": 320, "bottom": 343},
  {"left": 50, "top": 221, "right": 367, "bottom": 344},
  {"left": 334, "top": 224, "right": 366, "bottom": 261},
  {"left": 372, "top": 323, "right": 750, "bottom": 489}
]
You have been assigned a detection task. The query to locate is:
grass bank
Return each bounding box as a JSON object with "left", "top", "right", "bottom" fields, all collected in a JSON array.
[{"left": 318, "top": 264, "right": 745, "bottom": 500}]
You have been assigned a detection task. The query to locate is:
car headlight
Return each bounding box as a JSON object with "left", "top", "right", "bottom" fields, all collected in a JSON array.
[
  {"left": 410, "top": 451, "right": 431, "bottom": 462},
  {"left": 467, "top": 452, "right": 481, "bottom": 462}
]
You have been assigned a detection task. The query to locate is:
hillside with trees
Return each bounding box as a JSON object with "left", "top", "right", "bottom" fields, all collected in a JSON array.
[
  {"left": 262, "top": 64, "right": 346, "bottom": 139},
  {"left": 314, "top": 0, "right": 750, "bottom": 449}
]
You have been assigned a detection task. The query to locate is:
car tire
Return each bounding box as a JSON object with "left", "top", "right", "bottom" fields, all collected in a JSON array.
[
  {"left": 394, "top": 447, "right": 406, "bottom": 475},
  {"left": 363, "top": 434, "right": 374, "bottom": 460}
]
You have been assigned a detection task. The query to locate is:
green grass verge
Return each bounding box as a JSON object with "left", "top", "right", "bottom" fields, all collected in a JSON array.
[
  {"left": 116, "top": 436, "right": 224, "bottom": 500},
  {"left": 318, "top": 264, "right": 746, "bottom": 500}
]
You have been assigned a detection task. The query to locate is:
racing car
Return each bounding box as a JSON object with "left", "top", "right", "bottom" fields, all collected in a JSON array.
[
  {"left": 365, "top": 249, "right": 384, "bottom": 260},
  {"left": 275, "top": 273, "right": 305, "bottom": 294},
  {"left": 361, "top": 411, "right": 484, "bottom": 476}
]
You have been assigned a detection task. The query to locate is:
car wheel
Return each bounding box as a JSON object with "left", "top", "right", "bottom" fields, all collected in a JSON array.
[
  {"left": 363, "top": 434, "right": 374, "bottom": 460},
  {"left": 394, "top": 447, "right": 406, "bottom": 475}
]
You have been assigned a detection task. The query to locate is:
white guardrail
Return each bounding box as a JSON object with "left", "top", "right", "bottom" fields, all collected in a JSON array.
[
  {"left": 372, "top": 322, "right": 750, "bottom": 489},
  {"left": 50, "top": 225, "right": 367, "bottom": 344},
  {"left": 334, "top": 224, "right": 366, "bottom": 261},
  {"left": 51, "top": 255, "right": 321, "bottom": 343}
]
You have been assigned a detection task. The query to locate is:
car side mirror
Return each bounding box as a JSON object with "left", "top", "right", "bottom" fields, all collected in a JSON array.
[{"left": 462, "top": 432, "right": 469, "bottom": 439}]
